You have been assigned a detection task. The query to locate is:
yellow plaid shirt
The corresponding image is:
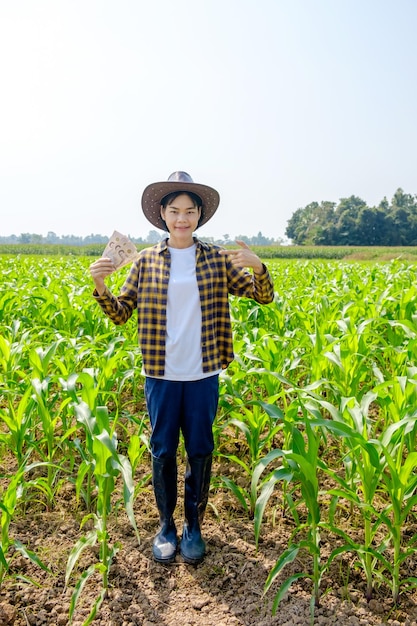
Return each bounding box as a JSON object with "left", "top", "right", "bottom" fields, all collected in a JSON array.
[{"left": 94, "top": 238, "right": 274, "bottom": 378}]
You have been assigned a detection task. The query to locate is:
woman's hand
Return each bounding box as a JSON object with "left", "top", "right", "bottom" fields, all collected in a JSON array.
[
  {"left": 89, "top": 257, "right": 116, "bottom": 295},
  {"left": 219, "top": 240, "right": 264, "bottom": 274}
]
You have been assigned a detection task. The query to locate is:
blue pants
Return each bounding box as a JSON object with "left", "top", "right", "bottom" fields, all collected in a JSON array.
[{"left": 144, "top": 375, "right": 219, "bottom": 459}]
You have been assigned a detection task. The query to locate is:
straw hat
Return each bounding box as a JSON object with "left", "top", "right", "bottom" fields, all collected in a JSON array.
[{"left": 141, "top": 171, "right": 220, "bottom": 230}]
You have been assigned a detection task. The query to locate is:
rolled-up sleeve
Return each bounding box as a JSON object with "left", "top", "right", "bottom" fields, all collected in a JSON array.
[
  {"left": 227, "top": 262, "right": 274, "bottom": 304},
  {"left": 93, "top": 263, "right": 139, "bottom": 324}
]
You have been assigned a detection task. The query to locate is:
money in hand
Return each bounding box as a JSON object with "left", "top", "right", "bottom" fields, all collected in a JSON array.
[{"left": 102, "top": 231, "right": 139, "bottom": 269}]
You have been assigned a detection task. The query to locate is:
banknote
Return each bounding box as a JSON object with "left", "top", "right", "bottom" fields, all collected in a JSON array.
[{"left": 102, "top": 230, "right": 139, "bottom": 269}]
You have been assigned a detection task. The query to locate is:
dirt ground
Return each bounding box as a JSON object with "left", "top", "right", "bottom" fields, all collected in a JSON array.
[{"left": 2, "top": 459, "right": 417, "bottom": 626}]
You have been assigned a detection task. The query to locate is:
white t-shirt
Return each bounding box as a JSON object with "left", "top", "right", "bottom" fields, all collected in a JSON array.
[{"left": 163, "top": 244, "right": 212, "bottom": 381}]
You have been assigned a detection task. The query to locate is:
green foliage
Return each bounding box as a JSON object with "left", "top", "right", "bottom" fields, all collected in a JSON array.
[
  {"left": 286, "top": 188, "right": 417, "bottom": 246},
  {"left": 216, "top": 258, "right": 417, "bottom": 613},
  {"left": 65, "top": 403, "right": 139, "bottom": 625},
  {"left": 0, "top": 255, "right": 148, "bottom": 623},
  {"left": 5, "top": 244, "right": 417, "bottom": 262},
  {"left": 0, "top": 466, "right": 51, "bottom": 585},
  {"left": 4, "top": 254, "right": 417, "bottom": 621},
  {"left": 0, "top": 243, "right": 150, "bottom": 256}
]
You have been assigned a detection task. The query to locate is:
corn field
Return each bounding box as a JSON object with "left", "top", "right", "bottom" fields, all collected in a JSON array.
[{"left": 2, "top": 254, "right": 417, "bottom": 624}]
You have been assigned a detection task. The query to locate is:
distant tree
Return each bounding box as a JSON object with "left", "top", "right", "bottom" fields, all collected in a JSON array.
[
  {"left": 331, "top": 196, "right": 367, "bottom": 245},
  {"left": 235, "top": 235, "right": 251, "bottom": 245},
  {"left": 84, "top": 234, "right": 108, "bottom": 244},
  {"left": 252, "top": 231, "right": 270, "bottom": 246},
  {"left": 355, "top": 207, "right": 389, "bottom": 245},
  {"left": 285, "top": 189, "right": 417, "bottom": 246},
  {"left": 46, "top": 231, "right": 59, "bottom": 243},
  {"left": 61, "top": 234, "right": 83, "bottom": 245},
  {"left": 391, "top": 188, "right": 416, "bottom": 211},
  {"left": 286, "top": 202, "right": 336, "bottom": 245},
  {"left": 389, "top": 188, "right": 417, "bottom": 245},
  {"left": 146, "top": 230, "right": 161, "bottom": 244}
]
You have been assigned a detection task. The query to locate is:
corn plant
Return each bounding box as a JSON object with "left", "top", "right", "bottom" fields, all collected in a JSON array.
[
  {"left": 0, "top": 332, "right": 31, "bottom": 390},
  {"left": 0, "top": 465, "right": 50, "bottom": 587},
  {"left": 302, "top": 394, "right": 388, "bottom": 601},
  {"left": 374, "top": 369, "right": 417, "bottom": 439},
  {"left": 302, "top": 390, "right": 417, "bottom": 603},
  {"left": 29, "top": 377, "right": 75, "bottom": 508},
  {"left": 6, "top": 253, "right": 417, "bottom": 617},
  {"left": 0, "top": 386, "right": 36, "bottom": 466},
  {"left": 65, "top": 402, "right": 139, "bottom": 626},
  {"left": 311, "top": 408, "right": 417, "bottom": 604},
  {"left": 216, "top": 374, "right": 284, "bottom": 517},
  {"left": 377, "top": 416, "right": 417, "bottom": 602},
  {"left": 254, "top": 416, "right": 341, "bottom": 621}
]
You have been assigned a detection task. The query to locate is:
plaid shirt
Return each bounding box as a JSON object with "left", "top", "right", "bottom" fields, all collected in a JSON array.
[{"left": 94, "top": 238, "right": 274, "bottom": 378}]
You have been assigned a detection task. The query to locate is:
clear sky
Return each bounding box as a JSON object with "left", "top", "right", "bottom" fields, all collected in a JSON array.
[{"left": 1, "top": 0, "right": 416, "bottom": 242}]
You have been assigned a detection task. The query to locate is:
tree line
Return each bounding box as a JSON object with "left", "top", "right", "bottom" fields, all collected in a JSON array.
[
  {"left": 0, "top": 231, "right": 161, "bottom": 246},
  {"left": 286, "top": 188, "right": 417, "bottom": 246},
  {"left": 7, "top": 187, "right": 417, "bottom": 248},
  {"left": 0, "top": 230, "right": 283, "bottom": 246}
]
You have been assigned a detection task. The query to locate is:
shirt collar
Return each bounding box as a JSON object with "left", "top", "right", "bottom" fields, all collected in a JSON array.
[{"left": 156, "top": 237, "right": 210, "bottom": 254}]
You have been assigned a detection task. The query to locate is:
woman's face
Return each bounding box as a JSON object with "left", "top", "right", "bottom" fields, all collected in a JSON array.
[{"left": 160, "top": 193, "right": 202, "bottom": 248}]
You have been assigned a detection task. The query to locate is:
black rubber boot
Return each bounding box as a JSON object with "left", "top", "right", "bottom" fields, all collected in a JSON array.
[
  {"left": 180, "top": 454, "right": 212, "bottom": 565},
  {"left": 152, "top": 455, "right": 178, "bottom": 563}
]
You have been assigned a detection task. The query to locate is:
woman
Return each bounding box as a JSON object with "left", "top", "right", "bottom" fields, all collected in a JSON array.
[{"left": 90, "top": 171, "right": 274, "bottom": 565}]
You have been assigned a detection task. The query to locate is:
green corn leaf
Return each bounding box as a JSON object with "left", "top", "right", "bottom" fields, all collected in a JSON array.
[
  {"left": 217, "top": 452, "right": 250, "bottom": 475},
  {"left": 127, "top": 434, "right": 141, "bottom": 471},
  {"left": 95, "top": 405, "right": 111, "bottom": 433},
  {"left": 74, "top": 401, "right": 96, "bottom": 438},
  {"left": 253, "top": 400, "right": 285, "bottom": 420},
  {"left": 13, "top": 540, "right": 50, "bottom": 572},
  {"left": 219, "top": 477, "right": 249, "bottom": 514},
  {"left": 118, "top": 455, "right": 140, "bottom": 543},
  {"left": 251, "top": 448, "right": 285, "bottom": 506},
  {"left": 264, "top": 544, "right": 300, "bottom": 593},
  {"left": 92, "top": 431, "right": 116, "bottom": 477},
  {"left": 74, "top": 460, "right": 93, "bottom": 504},
  {"left": 272, "top": 572, "right": 306, "bottom": 615},
  {"left": 228, "top": 417, "right": 251, "bottom": 441},
  {"left": 254, "top": 468, "right": 292, "bottom": 547},
  {"left": 68, "top": 564, "right": 106, "bottom": 624},
  {"left": 0, "top": 546, "right": 9, "bottom": 571},
  {"left": 400, "top": 576, "right": 417, "bottom": 588},
  {"left": 65, "top": 530, "right": 97, "bottom": 586}
]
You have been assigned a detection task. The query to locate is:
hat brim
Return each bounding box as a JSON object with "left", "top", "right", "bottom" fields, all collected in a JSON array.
[{"left": 141, "top": 180, "right": 220, "bottom": 230}]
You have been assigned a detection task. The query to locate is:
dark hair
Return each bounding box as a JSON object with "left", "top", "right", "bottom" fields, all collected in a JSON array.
[{"left": 161, "top": 191, "right": 202, "bottom": 209}]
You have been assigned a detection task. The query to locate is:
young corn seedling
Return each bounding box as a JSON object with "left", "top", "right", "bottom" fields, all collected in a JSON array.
[
  {"left": 0, "top": 386, "right": 36, "bottom": 467},
  {"left": 66, "top": 402, "right": 139, "bottom": 626},
  {"left": 0, "top": 465, "right": 50, "bottom": 587},
  {"left": 255, "top": 416, "right": 336, "bottom": 621},
  {"left": 0, "top": 332, "right": 31, "bottom": 390},
  {"left": 255, "top": 395, "right": 346, "bottom": 620},
  {"left": 125, "top": 424, "right": 152, "bottom": 498},
  {"left": 216, "top": 391, "right": 284, "bottom": 517},
  {"left": 307, "top": 397, "right": 417, "bottom": 603},
  {"left": 305, "top": 394, "right": 390, "bottom": 601},
  {"left": 29, "top": 377, "right": 75, "bottom": 509},
  {"left": 373, "top": 369, "right": 417, "bottom": 443},
  {"left": 377, "top": 415, "right": 417, "bottom": 603},
  {"left": 28, "top": 340, "right": 66, "bottom": 380}
]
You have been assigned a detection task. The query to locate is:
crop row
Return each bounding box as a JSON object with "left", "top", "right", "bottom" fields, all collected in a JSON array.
[
  {"left": 1, "top": 255, "right": 417, "bottom": 623},
  {"left": 3, "top": 243, "right": 417, "bottom": 259}
]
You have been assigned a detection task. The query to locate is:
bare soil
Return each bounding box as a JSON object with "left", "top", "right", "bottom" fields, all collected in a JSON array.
[{"left": 2, "top": 458, "right": 417, "bottom": 626}]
